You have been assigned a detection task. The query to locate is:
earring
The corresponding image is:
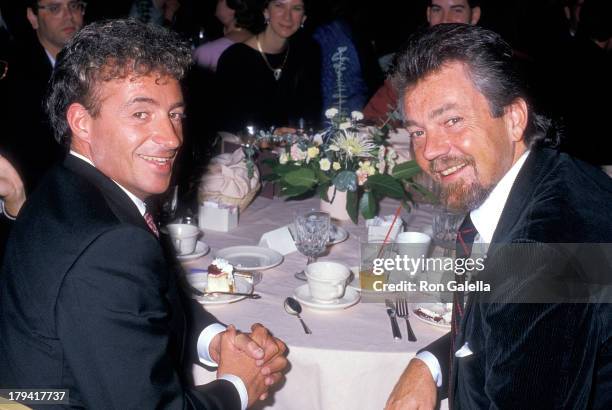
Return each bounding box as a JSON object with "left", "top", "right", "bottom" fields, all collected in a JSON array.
[
  {"left": 300, "top": 22, "right": 304, "bottom": 28},
  {"left": 265, "top": 17, "right": 270, "bottom": 25}
]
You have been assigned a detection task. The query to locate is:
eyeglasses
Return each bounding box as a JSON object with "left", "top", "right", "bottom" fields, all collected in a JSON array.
[
  {"left": 0, "top": 60, "right": 7, "bottom": 81},
  {"left": 36, "top": 1, "right": 87, "bottom": 16}
]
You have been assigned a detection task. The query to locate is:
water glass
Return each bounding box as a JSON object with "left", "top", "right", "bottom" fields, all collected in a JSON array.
[{"left": 294, "top": 210, "right": 330, "bottom": 265}]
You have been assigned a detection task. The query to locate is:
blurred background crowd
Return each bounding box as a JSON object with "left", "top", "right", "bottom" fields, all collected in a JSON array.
[{"left": 0, "top": 0, "right": 610, "bottom": 210}]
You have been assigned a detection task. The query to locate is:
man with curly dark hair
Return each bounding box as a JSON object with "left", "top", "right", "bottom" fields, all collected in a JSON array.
[{"left": 0, "top": 19, "right": 287, "bottom": 409}]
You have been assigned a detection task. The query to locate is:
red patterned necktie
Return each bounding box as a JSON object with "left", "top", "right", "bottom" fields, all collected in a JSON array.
[
  {"left": 449, "top": 214, "right": 478, "bottom": 406},
  {"left": 144, "top": 211, "right": 159, "bottom": 238}
]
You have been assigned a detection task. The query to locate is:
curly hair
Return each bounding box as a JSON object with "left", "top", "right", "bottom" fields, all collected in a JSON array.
[
  {"left": 46, "top": 19, "right": 192, "bottom": 146},
  {"left": 227, "top": 0, "right": 259, "bottom": 31},
  {"left": 392, "top": 24, "right": 556, "bottom": 149}
]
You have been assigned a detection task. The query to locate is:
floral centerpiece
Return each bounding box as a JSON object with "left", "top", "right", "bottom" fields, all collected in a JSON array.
[{"left": 254, "top": 109, "right": 425, "bottom": 223}]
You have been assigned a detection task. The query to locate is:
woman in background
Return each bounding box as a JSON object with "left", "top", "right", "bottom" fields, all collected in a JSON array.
[
  {"left": 193, "top": 0, "right": 255, "bottom": 72},
  {"left": 215, "top": 0, "right": 321, "bottom": 133}
]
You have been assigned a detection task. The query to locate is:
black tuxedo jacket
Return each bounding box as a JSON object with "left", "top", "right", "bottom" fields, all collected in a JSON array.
[
  {"left": 0, "top": 156, "right": 240, "bottom": 409},
  {"left": 425, "top": 148, "right": 612, "bottom": 409}
]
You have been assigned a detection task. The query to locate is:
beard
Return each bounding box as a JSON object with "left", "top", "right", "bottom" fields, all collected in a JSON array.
[
  {"left": 430, "top": 155, "right": 493, "bottom": 212},
  {"left": 439, "top": 179, "right": 492, "bottom": 212}
]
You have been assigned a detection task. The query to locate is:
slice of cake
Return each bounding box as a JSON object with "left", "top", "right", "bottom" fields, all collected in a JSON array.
[{"left": 206, "top": 258, "right": 235, "bottom": 293}]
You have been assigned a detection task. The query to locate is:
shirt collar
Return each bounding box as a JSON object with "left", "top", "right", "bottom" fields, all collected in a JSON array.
[
  {"left": 69, "top": 151, "right": 147, "bottom": 216},
  {"left": 470, "top": 150, "right": 530, "bottom": 243},
  {"left": 44, "top": 47, "right": 56, "bottom": 68}
]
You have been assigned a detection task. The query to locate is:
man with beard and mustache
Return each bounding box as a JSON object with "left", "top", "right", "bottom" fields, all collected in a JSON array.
[{"left": 385, "top": 24, "right": 612, "bottom": 409}]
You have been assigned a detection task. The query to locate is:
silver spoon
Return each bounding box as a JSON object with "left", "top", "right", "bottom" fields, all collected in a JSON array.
[{"left": 284, "top": 297, "right": 312, "bottom": 334}]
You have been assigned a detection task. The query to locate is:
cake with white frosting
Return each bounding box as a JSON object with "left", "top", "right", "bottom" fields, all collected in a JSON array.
[{"left": 206, "top": 258, "right": 235, "bottom": 292}]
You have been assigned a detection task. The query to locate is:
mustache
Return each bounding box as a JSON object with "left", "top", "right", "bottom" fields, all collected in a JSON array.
[{"left": 429, "top": 155, "right": 476, "bottom": 175}]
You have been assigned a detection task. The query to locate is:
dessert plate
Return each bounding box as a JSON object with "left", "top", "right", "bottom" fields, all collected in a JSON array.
[
  {"left": 214, "top": 246, "right": 283, "bottom": 271},
  {"left": 185, "top": 271, "right": 253, "bottom": 305},
  {"left": 293, "top": 284, "right": 360, "bottom": 310},
  {"left": 411, "top": 303, "right": 452, "bottom": 329},
  {"left": 176, "top": 241, "right": 210, "bottom": 261}
]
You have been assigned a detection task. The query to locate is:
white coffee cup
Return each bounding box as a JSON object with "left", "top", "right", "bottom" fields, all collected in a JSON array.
[
  {"left": 305, "top": 261, "right": 350, "bottom": 303},
  {"left": 395, "top": 231, "right": 432, "bottom": 258},
  {"left": 166, "top": 223, "right": 200, "bottom": 255}
]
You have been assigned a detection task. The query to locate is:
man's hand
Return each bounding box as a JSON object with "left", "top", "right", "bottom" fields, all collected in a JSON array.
[
  {"left": 248, "top": 323, "right": 288, "bottom": 400},
  {"left": 209, "top": 323, "right": 288, "bottom": 401},
  {"left": 385, "top": 358, "right": 437, "bottom": 410},
  {"left": 0, "top": 155, "right": 26, "bottom": 217},
  {"left": 216, "top": 326, "right": 268, "bottom": 407}
]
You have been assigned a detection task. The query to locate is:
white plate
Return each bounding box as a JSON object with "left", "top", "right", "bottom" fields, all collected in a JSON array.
[
  {"left": 328, "top": 224, "right": 349, "bottom": 245},
  {"left": 411, "top": 303, "right": 452, "bottom": 329},
  {"left": 215, "top": 246, "right": 283, "bottom": 271},
  {"left": 293, "top": 284, "right": 360, "bottom": 310},
  {"left": 176, "top": 241, "right": 210, "bottom": 261},
  {"left": 185, "top": 271, "right": 253, "bottom": 305}
]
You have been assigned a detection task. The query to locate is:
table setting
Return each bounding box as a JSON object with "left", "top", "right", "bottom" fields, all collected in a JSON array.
[{"left": 157, "top": 109, "right": 456, "bottom": 409}]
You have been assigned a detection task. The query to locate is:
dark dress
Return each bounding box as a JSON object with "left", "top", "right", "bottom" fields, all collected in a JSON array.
[{"left": 215, "top": 37, "right": 322, "bottom": 133}]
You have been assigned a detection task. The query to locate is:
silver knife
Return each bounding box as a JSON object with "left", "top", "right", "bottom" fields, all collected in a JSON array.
[{"left": 385, "top": 299, "right": 402, "bottom": 340}]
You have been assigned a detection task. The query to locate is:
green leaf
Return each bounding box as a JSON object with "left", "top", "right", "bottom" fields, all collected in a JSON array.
[
  {"left": 392, "top": 160, "right": 422, "bottom": 180},
  {"left": 346, "top": 190, "right": 359, "bottom": 224},
  {"left": 314, "top": 168, "right": 331, "bottom": 184},
  {"left": 283, "top": 168, "right": 317, "bottom": 188},
  {"left": 279, "top": 184, "right": 312, "bottom": 198},
  {"left": 359, "top": 191, "right": 377, "bottom": 220},
  {"left": 333, "top": 171, "right": 357, "bottom": 192},
  {"left": 273, "top": 163, "right": 302, "bottom": 176},
  {"left": 367, "top": 174, "right": 405, "bottom": 199},
  {"left": 317, "top": 182, "right": 332, "bottom": 201}
]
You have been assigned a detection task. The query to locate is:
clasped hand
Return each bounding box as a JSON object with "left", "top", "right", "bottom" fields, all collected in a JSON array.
[{"left": 210, "top": 323, "right": 288, "bottom": 407}]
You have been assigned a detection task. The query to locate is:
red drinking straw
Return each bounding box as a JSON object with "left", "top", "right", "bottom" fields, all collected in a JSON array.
[{"left": 376, "top": 205, "right": 403, "bottom": 259}]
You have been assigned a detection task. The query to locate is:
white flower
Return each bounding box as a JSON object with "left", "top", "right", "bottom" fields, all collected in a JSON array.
[
  {"left": 319, "top": 158, "right": 331, "bottom": 171},
  {"left": 377, "top": 146, "right": 387, "bottom": 174},
  {"left": 351, "top": 111, "right": 364, "bottom": 121},
  {"left": 339, "top": 121, "right": 351, "bottom": 130},
  {"left": 330, "top": 130, "right": 376, "bottom": 160},
  {"left": 313, "top": 133, "right": 324, "bottom": 145},
  {"left": 325, "top": 108, "right": 339, "bottom": 119},
  {"left": 279, "top": 152, "right": 289, "bottom": 164},
  {"left": 332, "top": 161, "right": 341, "bottom": 171}
]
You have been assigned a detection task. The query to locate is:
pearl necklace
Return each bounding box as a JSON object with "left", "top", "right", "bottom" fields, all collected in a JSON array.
[{"left": 256, "top": 35, "right": 289, "bottom": 81}]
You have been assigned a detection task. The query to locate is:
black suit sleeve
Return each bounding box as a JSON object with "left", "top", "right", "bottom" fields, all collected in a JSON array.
[{"left": 55, "top": 226, "right": 240, "bottom": 410}]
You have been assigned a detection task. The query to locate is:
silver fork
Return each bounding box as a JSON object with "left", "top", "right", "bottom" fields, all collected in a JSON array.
[{"left": 396, "top": 298, "right": 417, "bottom": 342}]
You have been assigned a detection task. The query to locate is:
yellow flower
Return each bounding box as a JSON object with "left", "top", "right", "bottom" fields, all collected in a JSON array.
[
  {"left": 307, "top": 146, "right": 320, "bottom": 159},
  {"left": 319, "top": 158, "right": 331, "bottom": 171},
  {"left": 332, "top": 162, "right": 341, "bottom": 171}
]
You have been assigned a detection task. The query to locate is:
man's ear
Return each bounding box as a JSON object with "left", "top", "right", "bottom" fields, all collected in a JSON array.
[
  {"left": 505, "top": 98, "right": 528, "bottom": 143},
  {"left": 470, "top": 7, "right": 481, "bottom": 25},
  {"left": 426, "top": 7, "right": 432, "bottom": 25},
  {"left": 26, "top": 8, "right": 38, "bottom": 30},
  {"left": 66, "top": 102, "right": 92, "bottom": 146}
]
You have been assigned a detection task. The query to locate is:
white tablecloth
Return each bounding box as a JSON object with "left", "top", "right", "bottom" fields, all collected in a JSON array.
[{"left": 185, "top": 195, "right": 449, "bottom": 410}]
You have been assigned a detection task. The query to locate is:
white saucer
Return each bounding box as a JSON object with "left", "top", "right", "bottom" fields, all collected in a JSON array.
[
  {"left": 215, "top": 246, "right": 283, "bottom": 271},
  {"left": 293, "top": 284, "right": 360, "bottom": 310},
  {"left": 328, "top": 224, "right": 349, "bottom": 245},
  {"left": 177, "top": 241, "right": 210, "bottom": 261}
]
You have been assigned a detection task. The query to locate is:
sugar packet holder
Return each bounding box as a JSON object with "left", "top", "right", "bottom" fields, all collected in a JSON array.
[{"left": 198, "top": 201, "right": 238, "bottom": 232}]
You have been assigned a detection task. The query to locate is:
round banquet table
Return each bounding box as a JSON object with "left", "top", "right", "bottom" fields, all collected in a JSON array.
[{"left": 184, "top": 195, "right": 450, "bottom": 410}]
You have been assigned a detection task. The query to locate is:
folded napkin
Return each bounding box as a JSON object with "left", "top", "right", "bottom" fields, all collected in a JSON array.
[{"left": 198, "top": 148, "right": 260, "bottom": 211}]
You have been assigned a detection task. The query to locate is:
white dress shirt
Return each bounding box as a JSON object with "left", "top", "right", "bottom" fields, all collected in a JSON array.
[
  {"left": 69, "top": 152, "right": 248, "bottom": 408},
  {"left": 416, "top": 151, "right": 531, "bottom": 387}
]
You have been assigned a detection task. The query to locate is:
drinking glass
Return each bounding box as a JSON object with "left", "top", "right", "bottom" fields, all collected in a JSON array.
[
  {"left": 432, "top": 208, "right": 463, "bottom": 256},
  {"left": 293, "top": 209, "right": 330, "bottom": 280}
]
